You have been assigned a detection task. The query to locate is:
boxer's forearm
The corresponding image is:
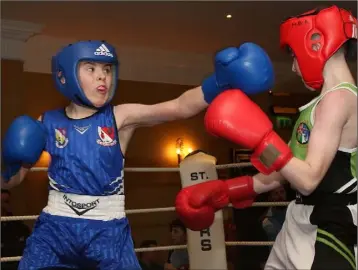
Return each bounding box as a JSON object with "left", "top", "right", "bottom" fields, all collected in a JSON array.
[
  {"left": 280, "top": 157, "right": 320, "bottom": 196},
  {"left": 116, "top": 86, "right": 208, "bottom": 128},
  {"left": 253, "top": 171, "right": 285, "bottom": 194},
  {"left": 176, "top": 86, "right": 208, "bottom": 119},
  {"left": 1, "top": 167, "right": 28, "bottom": 189},
  {"left": 279, "top": 89, "right": 349, "bottom": 196}
]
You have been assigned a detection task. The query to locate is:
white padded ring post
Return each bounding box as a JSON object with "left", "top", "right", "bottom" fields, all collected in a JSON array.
[{"left": 179, "top": 151, "right": 227, "bottom": 270}]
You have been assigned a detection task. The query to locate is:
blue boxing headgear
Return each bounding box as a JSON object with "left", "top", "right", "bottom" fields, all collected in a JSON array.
[{"left": 52, "top": 40, "right": 119, "bottom": 108}]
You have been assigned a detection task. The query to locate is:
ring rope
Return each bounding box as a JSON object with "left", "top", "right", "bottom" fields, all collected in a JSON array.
[
  {"left": 29, "top": 162, "right": 252, "bottom": 173},
  {"left": 1, "top": 162, "right": 277, "bottom": 262},
  {"left": 1, "top": 201, "right": 290, "bottom": 222},
  {"left": 0, "top": 241, "right": 276, "bottom": 262},
  {"left": 216, "top": 162, "right": 252, "bottom": 169}
]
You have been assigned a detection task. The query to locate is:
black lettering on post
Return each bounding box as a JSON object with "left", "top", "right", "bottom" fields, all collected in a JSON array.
[
  {"left": 191, "top": 172, "right": 207, "bottom": 181},
  {"left": 190, "top": 172, "right": 198, "bottom": 180},
  {"left": 201, "top": 239, "right": 212, "bottom": 251},
  {"left": 200, "top": 228, "right": 211, "bottom": 237},
  {"left": 200, "top": 228, "right": 212, "bottom": 251}
]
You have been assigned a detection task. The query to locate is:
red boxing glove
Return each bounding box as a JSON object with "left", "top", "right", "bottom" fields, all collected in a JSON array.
[
  {"left": 204, "top": 89, "right": 293, "bottom": 175},
  {"left": 175, "top": 176, "right": 256, "bottom": 231}
]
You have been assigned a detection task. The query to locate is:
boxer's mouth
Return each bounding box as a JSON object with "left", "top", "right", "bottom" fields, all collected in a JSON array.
[{"left": 97, "top": 85, "right": 108, "bottom": 94}]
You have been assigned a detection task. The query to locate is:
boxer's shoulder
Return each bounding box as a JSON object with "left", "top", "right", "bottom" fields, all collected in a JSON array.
[
  {"left": 113, "top": 103, "right": 143, "bottom": 131},
  {"left": 40, "top": 108, "right": 66, "bottom": 124},
  {"left": 113, "top": 104, "right": 129, "bottom": 130},
  {"left": 318, "top": 85, "right": 356, "bottom": 115},
  {"left": 42, "top": 108, "right": 66, "bottom": 117},
  {"left": 313, "top": 86, "right": 356, "bottom": 148}
]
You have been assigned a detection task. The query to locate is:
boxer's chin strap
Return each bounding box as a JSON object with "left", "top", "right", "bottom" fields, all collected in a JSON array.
[
  {"left": 73, "top": 94, "right": 98, "bottom": 110},
  {"left": 74, "top": 89, "right": 114, "bottom": 110}
]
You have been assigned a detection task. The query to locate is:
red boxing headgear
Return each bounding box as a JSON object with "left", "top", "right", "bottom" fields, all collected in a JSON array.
[{"left": 280, "top": 5, "right": 357, "bottom": 90}]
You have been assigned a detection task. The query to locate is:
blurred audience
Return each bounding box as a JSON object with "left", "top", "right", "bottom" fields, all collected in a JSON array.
[
  {"left": 138, "top": 240, "right": 163, "bottom": 270},
  {"left": 262, "top": 185, "right": 288, "bottom": 243},
  {"left": 165, "top": 219, "right": 189, "bottom": 270},
  {"left": 1, "top": 190, "right": 31, "bottom": 270},
  {"left": 233, "top": 192, "right": 271, "bottom": 270},
  {"left": 224, "top": 221, "right": 238, "bottom": 270}
]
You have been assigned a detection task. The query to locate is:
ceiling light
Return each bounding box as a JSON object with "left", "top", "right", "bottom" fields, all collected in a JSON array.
[{"left": 226, "top": 14, "right": 232, "bottom": 19}]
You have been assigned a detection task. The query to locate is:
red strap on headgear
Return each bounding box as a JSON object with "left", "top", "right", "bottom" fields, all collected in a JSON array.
[{"left": 280, "top": 5, "right": 357, "bottom": 90}]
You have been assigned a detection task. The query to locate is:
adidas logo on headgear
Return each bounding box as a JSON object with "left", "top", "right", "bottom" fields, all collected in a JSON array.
[{"left": 94, "top": 44, "right": 113, "bottom": 57}]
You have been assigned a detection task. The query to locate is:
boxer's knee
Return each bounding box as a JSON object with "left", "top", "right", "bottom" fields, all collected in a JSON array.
[{"left": 19, "top": 213, "right": 79, "bottom": 269}]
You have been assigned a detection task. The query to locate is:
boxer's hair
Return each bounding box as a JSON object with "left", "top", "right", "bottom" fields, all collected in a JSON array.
[
  {"left": 140, "top": 239, "right": 158, "bottom": 248},
  {"left": 139, "top": 240, "right": 158, "bottom": 258},
  {"left": 170, "top": 218, "right": 186, "bottom": 233},
  {"left": 283, "top": 5, "right": 333, "bottom": 21},
  {"left": 1, "top": 189, "right": 10, "bottom": 195}
]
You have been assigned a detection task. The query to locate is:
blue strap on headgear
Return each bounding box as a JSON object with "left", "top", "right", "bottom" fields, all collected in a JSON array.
[{"left": 52, "top": 40, "right": 119, "bottom": 108}]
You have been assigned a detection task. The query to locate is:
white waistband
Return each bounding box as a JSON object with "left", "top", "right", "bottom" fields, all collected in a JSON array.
[{"left": 43, "top": 190, "right": 126, "bottom": 221}]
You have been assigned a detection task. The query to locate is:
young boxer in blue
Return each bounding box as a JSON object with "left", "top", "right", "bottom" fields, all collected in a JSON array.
[{"left": 2, "top": 40, "right": 274, "bottom": 269}]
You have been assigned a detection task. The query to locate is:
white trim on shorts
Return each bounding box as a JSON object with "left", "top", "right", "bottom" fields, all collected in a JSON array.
[
  {"left": 264, "top": 201, "right": 357, "bottom": 269},
  {"left": 43, "top": 190, "right": 126, "bottom": 221}
]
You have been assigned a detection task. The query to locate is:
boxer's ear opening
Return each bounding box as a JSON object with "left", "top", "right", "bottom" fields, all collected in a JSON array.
[
  {"left": 311, "top": 33, "right": 321, "bottom": 40},
  {"left": 57, "top": 71, "right": 66, "bottom": 85},
  {"left": 311, "top": 33, "right": 322, "bottom": 52}
]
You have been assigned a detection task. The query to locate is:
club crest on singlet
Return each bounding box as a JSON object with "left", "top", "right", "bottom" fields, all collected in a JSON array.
[
  {"left": 296, "top": 122, "right": 310, "bottom": 144},
  {"left": 96, "top": 127, "right": 117, "bottom": 146},
  {"left": 55, "top": 128, "right": 69, "bottom": 148}
]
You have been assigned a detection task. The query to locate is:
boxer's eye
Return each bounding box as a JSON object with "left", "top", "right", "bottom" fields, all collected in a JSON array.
[
  {"left": 285, "top": 46, "right": 294, "bottom": 57},
  {"left": 103, "top": 64, "right": 112, "bottom": 74}
]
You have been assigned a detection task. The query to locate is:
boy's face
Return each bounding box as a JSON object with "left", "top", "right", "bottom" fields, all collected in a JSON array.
[
  {"left": 77, "top": 61, "right": 113, "bottom": 108},
  {"left": 287, "top": 47, "right": 302, "bottom": 78},
  {"left": 292, "top": 57, "right": 317, "bottom": 91},
  {"left": 171, "top": 226, "right": 186, "bottom": 244},
  {"left": 141, "top": 244, "right": 158, "bottom": 263},
  {"left": 291, "top": 57, "right": 302, "bottom": 77}
]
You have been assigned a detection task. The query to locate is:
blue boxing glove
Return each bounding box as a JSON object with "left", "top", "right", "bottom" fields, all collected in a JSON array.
[
  {"left": 202, "top": 42, "right": 274, "bottom": 104},
  {"left": 2, "top": 115, "right": 47, "bottom": 182}
]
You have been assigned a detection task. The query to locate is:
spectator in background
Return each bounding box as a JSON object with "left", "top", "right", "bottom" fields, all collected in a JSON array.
[
  {"left": 224, "top": 222, "right": 237, "bottom": 270},
  {"left": 262, "top": 185, "right": 288, "bottom": 243},
  {"left": 165, "top": 219, "right": 189, "bottom": 270},
  {"left": 2, "top": 189, "right": 12, "bottom": 216},
  {"left": 233, "top": 192, "right": 270, "bottom": 270},
  {"left": 138, "top": 240, "right": 163, "bottom": 270},
  {"left": 1, "top": 190, "right": 31, "bottom": 270},
  {"left": 229, "top": 166, "right": 270, "bottom": 270}
]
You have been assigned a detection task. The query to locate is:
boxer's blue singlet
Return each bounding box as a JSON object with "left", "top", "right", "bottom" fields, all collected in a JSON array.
[{"left": 19, "top": 105, "right": 141, "bottom": 270}]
